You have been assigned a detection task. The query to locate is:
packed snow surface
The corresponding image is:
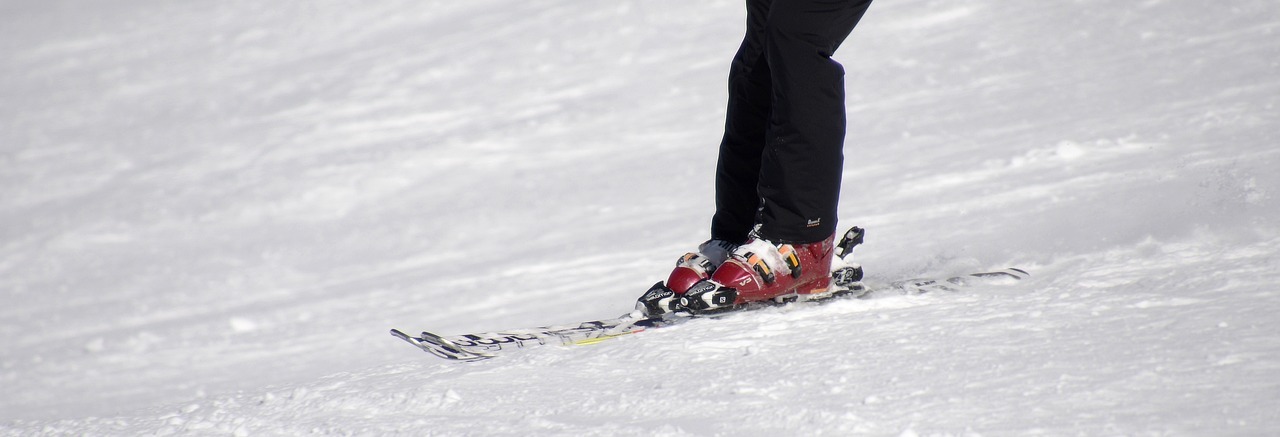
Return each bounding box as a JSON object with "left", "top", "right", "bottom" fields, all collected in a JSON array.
[{"left": 3, "top": 0, "right": 1279, "bottom": 435}]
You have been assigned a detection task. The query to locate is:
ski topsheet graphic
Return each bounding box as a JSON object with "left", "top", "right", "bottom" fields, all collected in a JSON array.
[{"left": 392, "top": 268, "right": 1028, "bottom": 361}]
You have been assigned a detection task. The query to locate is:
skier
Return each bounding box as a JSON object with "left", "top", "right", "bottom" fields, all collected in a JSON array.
[{"left": 646, "top": 0, "right": 873, "bottom": 313}]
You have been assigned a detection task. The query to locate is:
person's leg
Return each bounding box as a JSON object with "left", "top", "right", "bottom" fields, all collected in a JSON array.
[
  {"left": 754, "top": 0, "right": 871, "bottom": 244},
  {"left": 710, "top": 0, "right": 774, "bottom": 245}
]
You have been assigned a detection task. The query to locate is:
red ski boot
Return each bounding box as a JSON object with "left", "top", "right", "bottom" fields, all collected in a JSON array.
[
  {"left": 665, "top": 239, "right": 736, "bottom": 294},
  {"left": 634, "top": 239, "right": 737, "bottom": 317},
  {"left": 679, "top": 233, "right": 837, "bottom": 312}
]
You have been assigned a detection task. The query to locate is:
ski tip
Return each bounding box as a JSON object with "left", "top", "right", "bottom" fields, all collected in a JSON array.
[
  {"left": 391, "top": 328, "right": 492, "bottom": 362},
  {"left": 995, "top": 267, "right": 1030, "bottom": 280},
  {"left": 417, "top": 331, "right": 494, "bottom": 362},
  {"left": 967, "top": 268, "right": 1030, "bottom": 282}
]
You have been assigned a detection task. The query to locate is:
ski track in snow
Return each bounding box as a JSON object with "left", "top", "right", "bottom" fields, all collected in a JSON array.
[{"left": 3, "top": 0, "right": 1279, "bottom": 435}]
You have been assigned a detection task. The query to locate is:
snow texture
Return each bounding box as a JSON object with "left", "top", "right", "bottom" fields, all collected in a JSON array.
[{"left": 2, "top": 0, "right": 1278, "bottom": 435}]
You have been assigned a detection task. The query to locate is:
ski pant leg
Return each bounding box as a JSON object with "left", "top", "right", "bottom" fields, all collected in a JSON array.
[
  {"left": 711, "top": 0, "right": 873, "bottom": 245},
  {"left": 710, "top": 0, "right": 774, "bottom": 245}
]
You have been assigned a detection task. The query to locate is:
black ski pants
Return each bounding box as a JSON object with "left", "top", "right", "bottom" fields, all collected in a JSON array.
[{"left": 711, "top": 0, "right": 872, "bottom": 245}]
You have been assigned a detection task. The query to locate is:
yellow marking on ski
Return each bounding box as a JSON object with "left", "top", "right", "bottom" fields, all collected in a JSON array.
[{"left": 571, "top": 329, "right": 644, "bottom": 346}]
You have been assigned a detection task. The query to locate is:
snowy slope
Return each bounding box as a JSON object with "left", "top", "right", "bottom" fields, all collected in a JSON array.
[{"left": 2, "top": 0, "right": 1278, "bottom": 435}]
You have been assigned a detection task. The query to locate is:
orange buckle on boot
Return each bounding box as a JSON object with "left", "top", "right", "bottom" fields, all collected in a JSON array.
[
  {"left": 778, "top": 245, "right": 802, "bottom": 279},
  {"left": 745, "top": 252, "right": 776, "bottom": 284}
]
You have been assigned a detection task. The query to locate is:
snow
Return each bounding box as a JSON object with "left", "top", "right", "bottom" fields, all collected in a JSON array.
[{"left": 2, "top": 0, "right": 1278, "bottom": 435}]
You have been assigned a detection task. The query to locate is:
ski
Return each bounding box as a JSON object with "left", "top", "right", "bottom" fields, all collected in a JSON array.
[{"left": 391, "top": 267, "right": 1028, "bottom": 361}]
